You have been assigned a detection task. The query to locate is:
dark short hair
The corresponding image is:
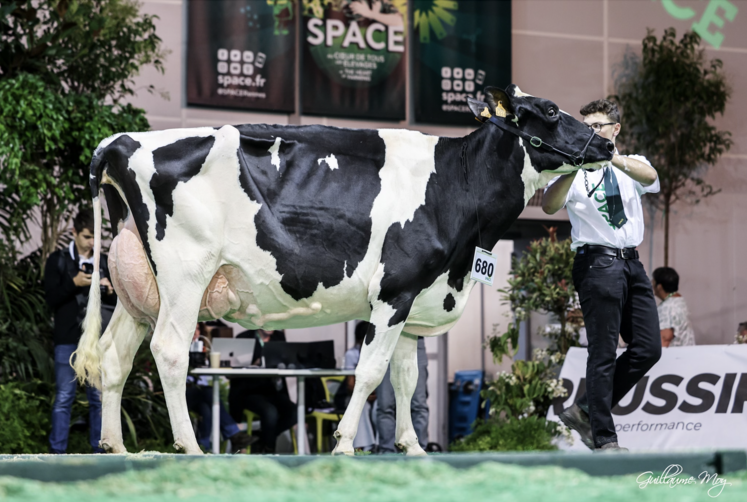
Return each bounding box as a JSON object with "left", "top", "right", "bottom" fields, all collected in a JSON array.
[
  {"left": 738, "top": 322, "right": 747, "bottom": 333},
  {"left": 355, "top": 321, "right": 372, "bottom": 344},
  {"left": 73, "top": 209, "right": 95, "bottom": 233},
  {"left": 580, "top": 99, "right": 620, "bottom": 123},
  {"left": 653, "top": 267, "right": 679, "bottom": 293}
]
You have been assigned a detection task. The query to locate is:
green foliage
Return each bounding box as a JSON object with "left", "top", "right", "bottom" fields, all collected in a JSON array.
[
  {"left": 0, "top": 347, "right": 177, "bottom": 453},
  {"left": 612, "top": 28, "right": 731, "bottom": 265},
  {"left": 482, "top": 351, "right": 567, "bottom": 421},
  {"left": 0, "top": 0, "right": 163, "bottom": 265},
  {"left": 455, "top": 230, "right": 578, "bottom": 452},
  {"left": 0, "top": 380, "right": 51, "bottom": 453},
  {"left": 450, "top": 416, "right": 562, "bottom": 452},
  {"left": 0, "top": 251, "right": 54, "bottom": 383},
  {"left": 0, "top": 72, "right": 150, "bottom": 262},
  {"left": 493, "top": 228, "right": 579, "bottom": 358},
  {"left": 0, "top": 0, "right": 166, "bottom": 102}
]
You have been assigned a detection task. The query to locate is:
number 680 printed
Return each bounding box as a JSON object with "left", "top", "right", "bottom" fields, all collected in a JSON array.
[{"left": 474, "top": 258, "right": 494, "bottom": 278}]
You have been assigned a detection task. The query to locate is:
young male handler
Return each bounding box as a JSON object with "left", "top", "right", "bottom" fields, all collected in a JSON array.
[{"left": 542, "top": 99, "right": 661, "bottom": 451}]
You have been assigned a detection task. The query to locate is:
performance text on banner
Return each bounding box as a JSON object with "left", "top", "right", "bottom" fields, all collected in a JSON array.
[{"left": 548, "top": 345, "right": 747, "bottom": 451}]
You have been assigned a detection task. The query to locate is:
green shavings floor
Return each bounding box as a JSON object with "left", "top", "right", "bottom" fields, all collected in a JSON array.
[{"left": 1, "top": 457, "right": 745, "bottom": 501}]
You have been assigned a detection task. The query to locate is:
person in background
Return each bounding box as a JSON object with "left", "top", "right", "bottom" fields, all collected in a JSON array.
[
  {"left": 652, "top": 267, "right": 695, "bottom": 347},
  {"left": 186, "top": 323, "right": 255, "bottom": 453},
  {"left": 737, "top": 322, "right": 747, "bottom": 344},
  {"left": 334, "top": 321, "right": 376, "bottom": 451},
  {"left": 376, "top": 333, "right": 429, "bottom": 453},
  {"left": 228, "top": 329, "right": 296, "bottom": 453},
  {"left": 44, "top": 209, "right": 116, "bottom": 453}
]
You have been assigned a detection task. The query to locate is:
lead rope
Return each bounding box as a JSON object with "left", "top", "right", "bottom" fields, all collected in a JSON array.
[
  {"left": 461, "top": 141, "right": 483, "bottom": 248},
  {"left": 583, "top": 166, "right": 607, "bottom": 198}
]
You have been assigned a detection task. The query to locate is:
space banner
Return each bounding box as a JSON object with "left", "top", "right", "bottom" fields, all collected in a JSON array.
[
  {"left": 413, "top": 0, "right": 511, "bottom": 126},
  {"left": 301, "top": 0, "right": 407, "bottom": 120},
  {"left": 186, "top": 0, "right": 296, "bottom": 113}
]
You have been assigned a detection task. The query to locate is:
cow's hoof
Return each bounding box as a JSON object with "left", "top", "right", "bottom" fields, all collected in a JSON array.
[
  {"left": 100, "top": 440, "right": 126, "bottom": 454},
  {"left": 405, "top": 445, "right": 427, "bottom": 457},
  {"left": 396, "top": 439, "right": 427, "bottom": 457},
  {"left": 331, "top": 445, "right": 355, "bottom": 456},
  {"left": 331, "top": 430, "right": 354, "bottom": 456},
  {"left": 174, "top": 440, "right": 204, "bottom": 455}
]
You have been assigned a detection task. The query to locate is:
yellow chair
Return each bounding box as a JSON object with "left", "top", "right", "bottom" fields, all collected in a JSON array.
[
  {"left": 307, "top": 375, "right": 346, "bottom": 453},
  {"left": 243, "top": 409, "right": 298, "bottom": 454},
  {"left": 243, "top": 410, "right": 257, "bottom": 454}
]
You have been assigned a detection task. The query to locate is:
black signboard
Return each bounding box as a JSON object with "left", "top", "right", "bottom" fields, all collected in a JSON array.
[
  {"left": 301, "top": 0, "right": 407, "bottom": 120},
  {"left": 187, "top": 0, "right": 296, "bottom": 112},
  {"left": 413, "top": 0, "right": 511, "bottom": 125}
]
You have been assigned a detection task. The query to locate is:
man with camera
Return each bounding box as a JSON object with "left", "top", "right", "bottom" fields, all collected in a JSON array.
[
  {"left": 44, "top": 209, "right": 116, "bottom": 453},
  {"left": 542, "top": 99, "right": 661, "bottom": 451}
]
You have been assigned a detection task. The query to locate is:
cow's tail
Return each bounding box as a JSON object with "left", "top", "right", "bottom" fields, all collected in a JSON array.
[{"left": 72, "top": 149, "right": 106, "bottom": 389}]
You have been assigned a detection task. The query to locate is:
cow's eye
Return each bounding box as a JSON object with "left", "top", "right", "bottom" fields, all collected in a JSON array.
[{"left": 548, "top": 108, "right": 557, "bottom": 117}]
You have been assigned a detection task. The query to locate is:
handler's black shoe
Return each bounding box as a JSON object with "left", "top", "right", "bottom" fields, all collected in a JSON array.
[
  {"left": 228, "top": 431, "right": 259, "bottom": 453},
  {"left": 558, "top": 403, "right": 594, "bottom": 450},
  {"left": 596, "top": 442, "right": 629, "bottom": 452}
]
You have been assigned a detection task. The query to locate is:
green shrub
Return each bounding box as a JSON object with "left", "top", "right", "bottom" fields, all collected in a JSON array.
[
  {"left": 451, "top": 228, "right": 576, "bottom": 453},
  {"left": 0, "top": 381, "right": 52, "bottom": 453},
  {"left": 450, "top": 416, "right": 564, "bottom": 452}
]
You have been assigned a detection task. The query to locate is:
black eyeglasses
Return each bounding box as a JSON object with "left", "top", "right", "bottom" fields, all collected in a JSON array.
[{"left": 588, "top": 122, "right": 617, "bottom": 132}]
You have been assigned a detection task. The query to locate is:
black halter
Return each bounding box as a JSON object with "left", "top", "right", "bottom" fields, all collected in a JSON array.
[{"left": 488, "top": 116, "right": 596, "bottom": 167}]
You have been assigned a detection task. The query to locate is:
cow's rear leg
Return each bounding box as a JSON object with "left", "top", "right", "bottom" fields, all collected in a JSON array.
[
  {"left": 150, "top": 290, "right": 205, "bottom": 454},
  {"left": 389, "top": 332, "right": 426, "bottom": 456},
  {"left": 99, "top": 302, "right": 150, "bottom": 453},
  {"left": 332, "top": 305, "right": 410, "bottom": 456}
]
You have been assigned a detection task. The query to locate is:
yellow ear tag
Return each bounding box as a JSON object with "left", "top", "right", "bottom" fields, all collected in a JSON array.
[
  {"left": 494, "top": 101, "right": 507, "bottom": 118},
  {"left": 480, "top": 107, "right": 492, "bottom": 119}
]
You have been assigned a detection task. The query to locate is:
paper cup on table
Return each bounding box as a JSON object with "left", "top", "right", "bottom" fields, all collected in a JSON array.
[{"left": 209, "top": 352, "right": 221, "bottom": 369}]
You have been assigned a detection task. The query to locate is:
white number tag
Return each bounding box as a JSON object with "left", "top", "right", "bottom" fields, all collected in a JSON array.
[{"left": 470, "top": 247, "right": 497, "bottom": 286}]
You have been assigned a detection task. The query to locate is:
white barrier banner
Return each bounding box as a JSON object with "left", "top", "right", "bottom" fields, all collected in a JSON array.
[{"left": 548, "top": 345, "right": 747, "bottom": 451}]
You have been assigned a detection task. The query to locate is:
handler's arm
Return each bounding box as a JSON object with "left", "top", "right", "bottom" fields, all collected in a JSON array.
[
  {"left": 542, "top": 173, "right": 575, "bottom": 215},
  {"left": 611, "top": 154, "right": 657, "bottom": 186},
  {"left": 661, "top": 328, "right": 674, "bottom": 348}
]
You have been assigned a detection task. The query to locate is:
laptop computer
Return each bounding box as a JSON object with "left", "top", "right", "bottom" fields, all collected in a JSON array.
[
  {"left": 263, "top": 340, "right": 336, "bottom": 369},
  {"left": 211, "top": 338, "right": 256, "bottom": 367}
]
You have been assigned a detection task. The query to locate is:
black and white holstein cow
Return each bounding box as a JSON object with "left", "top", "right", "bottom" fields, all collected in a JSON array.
[{"left": 74, "top": 85, "right": 614, "bottom": 455}]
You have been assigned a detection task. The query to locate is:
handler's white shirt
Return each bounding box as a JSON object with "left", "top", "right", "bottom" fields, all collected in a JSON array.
[{"left": 546, "top": 155, "right": 659, "bottom": 251}]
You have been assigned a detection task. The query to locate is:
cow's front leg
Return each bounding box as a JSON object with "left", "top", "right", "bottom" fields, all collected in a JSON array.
[
  {"left": 332, "top": 303, "right": 411, "bottom": 456},
  {"left": 99, "top": 303, "right": 149, "bottom": 453},
  {"left": 390, "top": 332, "right": 427, "bottom": 456},
  {"left": 150, "top": 288, "right": 205, "bottom": 455}
]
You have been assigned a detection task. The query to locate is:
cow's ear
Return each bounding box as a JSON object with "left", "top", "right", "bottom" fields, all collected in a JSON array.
[
  {"left": 484, "top": 86, "right": 515, "bottom": 118},
  {"left": 506, "top": 84, "right": 533, "bottom": 98},
  {"left": 467, "top": 97, "right": 492, "bottom": 123}
]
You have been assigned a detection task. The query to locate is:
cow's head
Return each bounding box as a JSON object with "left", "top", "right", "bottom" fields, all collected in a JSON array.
[{"left": 468, "top": 85, "right": 614, "bottom": 174}]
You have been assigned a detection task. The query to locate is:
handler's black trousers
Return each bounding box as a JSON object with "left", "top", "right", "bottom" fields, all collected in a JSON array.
[{"left": 572, "top": 250, "right": 661, "bottom": 448}]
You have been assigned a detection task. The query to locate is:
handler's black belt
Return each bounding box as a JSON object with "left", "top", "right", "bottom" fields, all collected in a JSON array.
[{"left": 578, "top": 244, "right": 639, "bottom": 260}]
